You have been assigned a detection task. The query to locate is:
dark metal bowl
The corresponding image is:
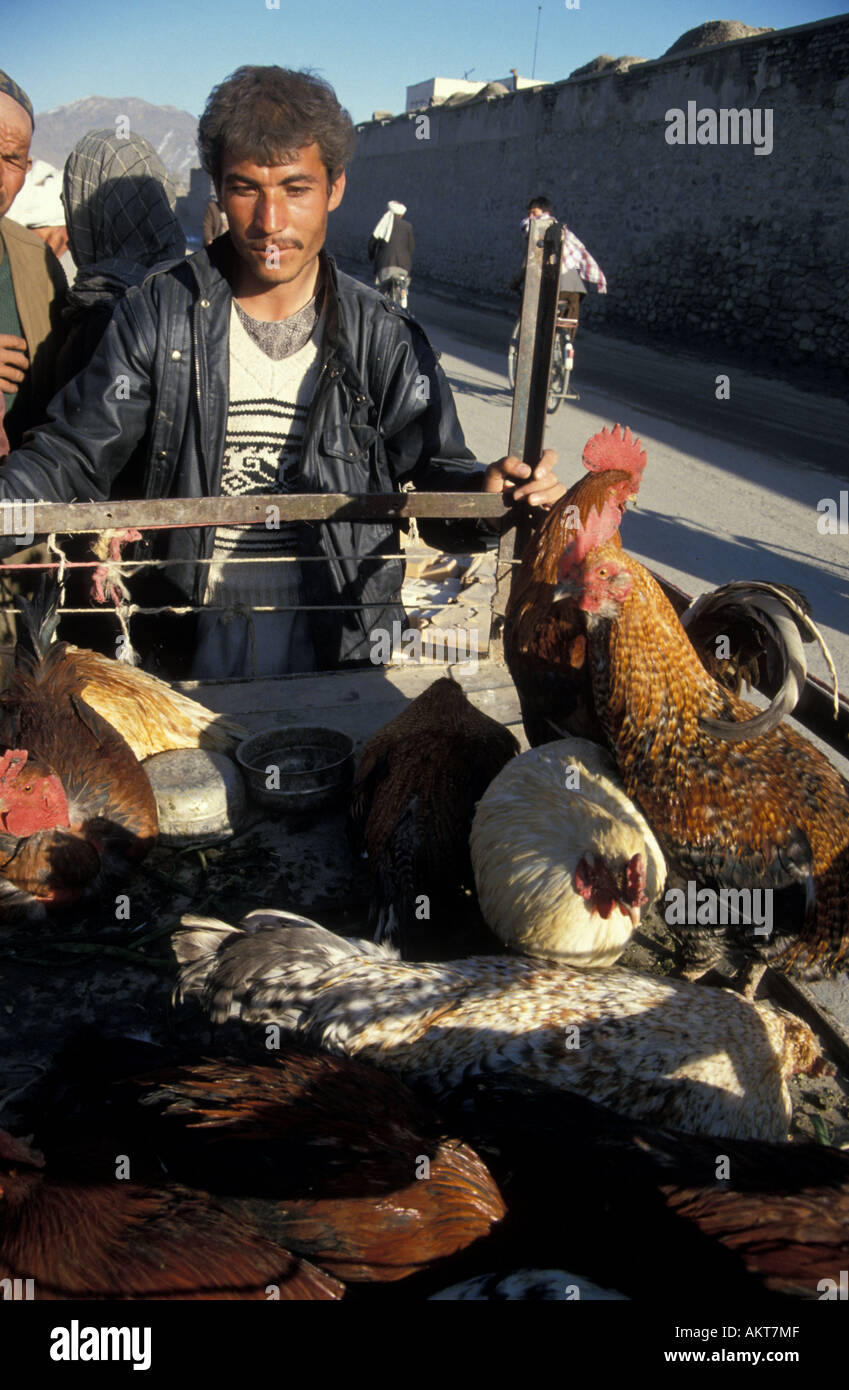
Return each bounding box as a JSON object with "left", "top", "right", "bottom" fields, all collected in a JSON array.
[{"left": 235, "top": 725, "right": 354, "bottom": 814}]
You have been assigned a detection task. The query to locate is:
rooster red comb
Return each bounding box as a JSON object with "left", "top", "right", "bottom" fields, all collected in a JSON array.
[
  {"left": 0, "top": 748, "right": 27, "bottom": 782},
  {"left": 582, "top": 424, "right": 647, "bottom": 484}
]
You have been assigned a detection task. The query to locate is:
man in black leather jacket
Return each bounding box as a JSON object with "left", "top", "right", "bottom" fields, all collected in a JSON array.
[{"left": 0, "top": 66, "right": 563, "bottom": 675}]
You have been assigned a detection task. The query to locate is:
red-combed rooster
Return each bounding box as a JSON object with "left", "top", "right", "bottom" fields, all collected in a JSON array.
[
  {"left": 556, "top": 525, "right": 849, "bottom": 979},
  {"left": 0, "top": 586, "right": 158, "bottom": 915},
  {"left": 505, "top": 423, "right": 647, "bottom": 746}
]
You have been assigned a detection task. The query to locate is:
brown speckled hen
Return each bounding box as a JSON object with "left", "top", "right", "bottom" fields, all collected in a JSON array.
[
  {"left": 350, "top": 677, "right": 518, "bottom": 954},
  {"left": 23, "top": 1040, "right": 505, "bottom": 1286},
  {"left": 124, "top": 1052, "right": 505, "bottom": 1283},
  {"left": 559, "top": 536, "right": 849, "bottom": 977},
  {"left": 505, "top": 423, "right": 646, "bottom": 746},
  {"left": 0, "top": 1130, "right": 342, "bottom": 1300},
  {"left": 0, "top": 586, "right": 157, "bottom": 916},
  {"left": 440, "top": 1081, "right": 849, "bottom": 1301}
]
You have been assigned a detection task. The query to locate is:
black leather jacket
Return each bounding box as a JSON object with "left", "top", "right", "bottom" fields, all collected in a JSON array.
[{"left": 0, "top": 241, "right": 488, "bottom": 669}]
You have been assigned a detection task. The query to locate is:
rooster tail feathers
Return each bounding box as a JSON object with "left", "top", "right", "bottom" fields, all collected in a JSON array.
[
  {"left": 581, "top": 424, "right": 647, "bottom": 488},
  {"left": 171, "top": 915, "right": 242, "bottom": 1009},
  {"left": 172, "top": 910, "right": 396, "bottom": 1022},
  {"left": 684, "top": 581, "right": 840, "bottom": 740},
  {"left": 15, "top": 574, "right": 61, "bottom": 662},
  {"left": 172, "top": 914, "right": 239, "bottom": 966}
]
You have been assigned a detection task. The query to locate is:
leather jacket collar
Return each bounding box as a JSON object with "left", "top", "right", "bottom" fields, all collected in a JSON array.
[{"left": 186, "top": 237, "right": 364, "bottom": 392}]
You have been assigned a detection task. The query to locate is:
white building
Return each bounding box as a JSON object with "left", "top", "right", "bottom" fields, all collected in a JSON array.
[{"left": 405, "top": 74, "right": 546, "bottom": 111}]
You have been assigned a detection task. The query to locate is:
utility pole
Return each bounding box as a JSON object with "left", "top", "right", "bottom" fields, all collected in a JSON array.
[{"left": 531, "top": 4, "right": 542, "bottom": 79}]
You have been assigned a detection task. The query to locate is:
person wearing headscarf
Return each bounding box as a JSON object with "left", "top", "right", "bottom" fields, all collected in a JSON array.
[
  {"left": 56, "top": 129, "right": 186, "bottom": 387},
  {"left": 521, "top": 196, "right": 607, "bottom": 294},
  {"left": 52, "top": 130, "right": 186, "bottom": 653},
  {"left": 368, "top": 199, "right": 414, "bottom": 307}
]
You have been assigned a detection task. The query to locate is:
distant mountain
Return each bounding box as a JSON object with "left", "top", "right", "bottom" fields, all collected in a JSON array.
[{"left": 31, "top": 96, "right": 201, "bottom": 190}]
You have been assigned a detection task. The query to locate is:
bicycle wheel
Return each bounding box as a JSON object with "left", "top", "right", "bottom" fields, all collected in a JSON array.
[
  {"left": 507, "top": 318, "right": 521, "bottom": 390},
  {"left": 547, "top": 333, "right": 565, "bottom": 414}
]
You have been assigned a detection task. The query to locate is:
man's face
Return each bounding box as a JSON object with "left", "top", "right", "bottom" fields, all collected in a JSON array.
[
  {"left": 0, "top": 94, "right": 32, "bottom": 219},
  {"left": 528, "top": 205, "right": 546, "bottom": 219},
  {"left": 218, "top": 142, "right": 345, "bottom": 292}
]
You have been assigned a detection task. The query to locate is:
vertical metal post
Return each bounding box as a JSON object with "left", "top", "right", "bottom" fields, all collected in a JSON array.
[{"left": 490, "top": 216, "right": 564, "bottom": 658}]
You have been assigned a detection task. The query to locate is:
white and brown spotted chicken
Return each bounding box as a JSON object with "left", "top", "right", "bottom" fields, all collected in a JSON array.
[{"left": 173, "top": 909, "right": 823, "bottom": 1142}]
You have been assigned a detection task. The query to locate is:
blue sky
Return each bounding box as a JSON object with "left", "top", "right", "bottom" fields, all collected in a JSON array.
[{"left": 7, "top": 0, "right": 844, "bottom": 123}]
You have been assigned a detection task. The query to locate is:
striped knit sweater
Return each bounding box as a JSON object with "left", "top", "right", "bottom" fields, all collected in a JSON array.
[{"left": 204, "top": 302, "right": 324, "bottom": 611}]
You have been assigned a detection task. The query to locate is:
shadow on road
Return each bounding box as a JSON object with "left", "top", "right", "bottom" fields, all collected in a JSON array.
[{"left": 621, "top": 507, "right": 849, "bottom": 637}]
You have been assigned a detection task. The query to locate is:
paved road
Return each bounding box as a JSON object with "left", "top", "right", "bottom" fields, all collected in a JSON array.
[{"left": 398, "top": 283, "right": 849, "bottom": 707}]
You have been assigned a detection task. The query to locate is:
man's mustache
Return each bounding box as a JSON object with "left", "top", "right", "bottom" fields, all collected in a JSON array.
[{"left": 246, "top": 237, "right": 303, "bottom": 250}]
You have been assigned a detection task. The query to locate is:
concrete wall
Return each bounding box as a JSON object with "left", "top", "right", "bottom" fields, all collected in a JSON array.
[{"left": 328, "top": 17, "right": 849, "bottom": 390}]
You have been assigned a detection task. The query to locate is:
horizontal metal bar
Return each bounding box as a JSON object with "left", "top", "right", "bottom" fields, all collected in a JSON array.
[
  {"left": 7, "top": 602, "right": 482, "bottom": 616},
  {"left": 5, "top": 493, "right": 508, "bottom": 533},
  {"left": 0, "top": 553, "right": 485, "bottom": 569}
]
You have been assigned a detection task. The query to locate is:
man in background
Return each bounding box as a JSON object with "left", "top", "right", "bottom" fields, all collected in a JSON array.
[
  {"left": 0, "top": 70, "right": 66, "bottom": 448},
  {"left": 368, "top": 199, "right": 414, "bottom": 307},
  {"left": 511, "top": 194, "right": 607, "bottom": 326}
]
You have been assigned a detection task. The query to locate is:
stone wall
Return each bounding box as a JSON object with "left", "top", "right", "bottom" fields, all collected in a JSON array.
[{"left": 327, "top": 16, "right": 849, "bottom": 390}]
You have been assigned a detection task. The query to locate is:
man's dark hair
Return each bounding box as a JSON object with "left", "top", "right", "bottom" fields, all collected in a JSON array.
[
  {"left": 198, "top": 66, "right": 355, "bottom": 186},
  {"left": 527, "top": 195, "right": 553, "bottom": 214}
]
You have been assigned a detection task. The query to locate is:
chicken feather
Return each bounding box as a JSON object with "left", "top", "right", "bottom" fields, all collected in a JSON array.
[
  {"left": 506, "top": 424, "right": 647, "bottom": 746},
  {"left": 173, "top": 910, "right": 822, "bottom": 1142},
  {"left": 350, "top": 678, "right": 518, "bottom": 954},
  {"left": 471, "top": 737, "right": 666, "bottom": 965},
  {"left": 564, "top": 540, "right": 849, "bottom": 974}
]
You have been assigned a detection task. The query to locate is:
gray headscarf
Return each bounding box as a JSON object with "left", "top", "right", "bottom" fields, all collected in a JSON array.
[{"left": 63, "top": 129, "right": 186, "bottom": 308}]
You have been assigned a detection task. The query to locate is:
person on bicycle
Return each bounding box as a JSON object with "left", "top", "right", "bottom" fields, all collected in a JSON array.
[
  {"left": 512, "top": 195, "right": 607, "bottom": 334},
  {"left": 368, "top": 199, "right": 414, "bottom": 308}
]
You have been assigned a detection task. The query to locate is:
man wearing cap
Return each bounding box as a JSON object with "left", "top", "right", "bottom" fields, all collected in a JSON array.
[
  {"left": 368, "top": 199, "right": 414, "bottom": 307},
  {"left": 0, "top": 69, "right": 66, "bottom": 448}
]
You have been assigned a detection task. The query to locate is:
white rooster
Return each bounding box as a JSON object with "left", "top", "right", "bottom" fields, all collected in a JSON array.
[{"left": 470, "top": 738, "right": 666, "bottom": 967}]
